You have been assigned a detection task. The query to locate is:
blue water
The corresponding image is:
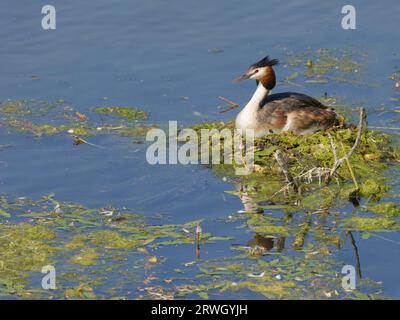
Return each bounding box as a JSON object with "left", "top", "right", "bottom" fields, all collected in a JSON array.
[{"left": 0, "top": 0, "right": 399, "bottom": 299}]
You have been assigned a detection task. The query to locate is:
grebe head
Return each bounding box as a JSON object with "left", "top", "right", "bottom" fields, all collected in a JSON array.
[{"left": 234, "top": 55, "right": 278, "bottom": 90}]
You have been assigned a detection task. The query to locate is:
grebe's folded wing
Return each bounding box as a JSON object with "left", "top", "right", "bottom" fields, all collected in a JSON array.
[
  {"left": 257, "top": 92, "right": 337, "bottom": 134},
  {"left": 261, "top": 92, "right": 328, "bottom": 111}
]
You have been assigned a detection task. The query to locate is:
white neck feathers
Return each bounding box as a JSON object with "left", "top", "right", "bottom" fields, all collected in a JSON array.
[
  {"left": 235, "top": 82, "right": 271, "bottom": 131},
  {"left": 243, "top": 82, "right": 270, "bottom": 117},
  {"left": 244, "top": 82, "right": 270, "bottom": 113}
]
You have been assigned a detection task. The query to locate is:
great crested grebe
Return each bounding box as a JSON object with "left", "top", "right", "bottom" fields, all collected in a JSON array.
[{"left": 234, "top": 56, "right": 337, "bottom": 137}]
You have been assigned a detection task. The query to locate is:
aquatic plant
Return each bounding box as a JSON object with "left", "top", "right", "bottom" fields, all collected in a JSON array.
[
  {"left": 0, "top": 99, "right": 152, "bottom": 139},
  {"left": 92, "top": 106, "right": 148, "bottom": 120},
  {"left": 283, "top": 47, "right": 366, "bottom": 85},
  {"left": 0, "top": 196, "right": 229, "bottom": 299}
]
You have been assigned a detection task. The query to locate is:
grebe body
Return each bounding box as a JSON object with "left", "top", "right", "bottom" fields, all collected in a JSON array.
[{"left": 234, "top": 56, "right": 337, "bottom": 137}]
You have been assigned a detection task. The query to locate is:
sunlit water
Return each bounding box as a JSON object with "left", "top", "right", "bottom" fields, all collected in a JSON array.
[{"left": 0, "top": 0, "right": 399, "bottom": 299}]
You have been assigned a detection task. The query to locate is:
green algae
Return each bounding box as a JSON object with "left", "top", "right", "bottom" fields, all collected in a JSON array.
[
  {"left": 0, "top": 223, "right": 60, "bottom": 296},
  {"left": 367, "top": 202, "right": 400, "bottom": 217},
  {"left": 171, "top": 242, "right": 383, "bottom": 300},
  {"left": 0, "top": 99, "right": 151, "bottom": 139},
  {"left": 252, "top": 225, "right": 288, "bottom": 235},
  {"left": 93, "top": 106, "right": 148, "bottom": 120},
  {"left": 1, "top": 180, "right": 394, "bottom": 300},
  {"left": 229, "top": 280, "right": 297, "bottom": 299},
  {"left": 0, "top": 100, "right": 33, "bottom": 116},
  {"left": 0, "top": 196, "right": 230, "bottom": 299},
  {"left": 76, "top": 230, "right": 142, "bottom": 249},
  {"left": 0, "top": 210, "right": 11, "bottom": 218},
  {"left": 360, "top": 179, "right": 387, "bottom": 198},
  {"left": 7, "top": 120, "right": 61, "bottom": 136},
  {"left": 69, "top": 248, "right": 100, "bottom": 266},
  {"left": 59, "top": 125, "right": 95, "bottom": 136},
  {"left": 0, "top": 99, "right": 60, "bottom": 116},
  {"left": 284, "top": 47, "right": 365, "bottom": 85},
  {"left": 342, "top": 216, "right": 396, "bottom": 231},
  {"left": 65, "top": 285, "right": 96, "bottom": 299},
  {"left": 5, "top": 120, "right": 96, "bottom": 137}
]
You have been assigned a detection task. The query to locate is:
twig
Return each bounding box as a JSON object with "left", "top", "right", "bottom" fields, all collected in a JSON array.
[
  {"left": 292, "top": 215, "right": 312, "bottom": 250},
  {"left": 218, "top": 96, "right": 239, "bottom": 106},
  {"left": 297, "top": 167, "right": 332, "bottom": 185},
  {"left": 196, "top": 224, "right": 202, "bottom": 243},
  {"left": 340, "top": 142, "right": 359, "bottom": 189},
  {"left": 274, "top": 149, "right": 299, "bottom": 193},
  {"left": 283, "top": 80, "right": 313, "bottom": 94},
  {"left": 196, "top": 224, "right": 202, "bottom": 259},
  {"left": 270, "top": 184, "right": 291, "bottom": 199},
  {"left": 72, "top": 136, "right": 105, "bottom": 149},
  {"left": 328, "top": 107, "right": 366, "bottom": 180},
  {"left": 106, "top": 126, "right": 125, "bottom": 130},
  {"left": 348, "top": 231, "right": 362, "bottom": 279},
  {"left": 328, "top": 133, "right": 338, "bottom": 163},
  {"left": 218, "top": 96, "right": 240, "bottom": 113}
]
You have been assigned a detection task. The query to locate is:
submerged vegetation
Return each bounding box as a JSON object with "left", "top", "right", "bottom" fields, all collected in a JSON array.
[
  {"left": 282, "top": 47, "right": 366, "bottom": 85},
  {"left": 0, "top": 100, "right": 155, "bottom": 139},
  {"left": 171, "top": 244, "right": 384, "bottom": 299},
  {"left": 0, "top": 196, "right": 230, "bottom": 299},
  {"left": 92, "top": 106, "right": 148, "bottom": 120}
]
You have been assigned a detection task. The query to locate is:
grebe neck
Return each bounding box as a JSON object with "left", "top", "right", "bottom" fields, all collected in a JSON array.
[
  {"left": 243, "top": 82, "right": 270, "bottom": 114},
  {"left": 235, "top": 82, "right": 272, "bottom": 132}
]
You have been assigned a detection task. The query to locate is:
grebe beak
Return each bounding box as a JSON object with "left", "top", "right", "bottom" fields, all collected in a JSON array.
[
  {"left": 233, "top": 73, "right": 251, "bottom": 83},
  {"left": 233, "top": 67, "right": 259, "bottom": 83}
]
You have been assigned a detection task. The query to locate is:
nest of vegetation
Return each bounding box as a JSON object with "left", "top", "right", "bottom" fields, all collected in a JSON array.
[{"left": 191, "top": 108, "right": 400, "bottom": 207}]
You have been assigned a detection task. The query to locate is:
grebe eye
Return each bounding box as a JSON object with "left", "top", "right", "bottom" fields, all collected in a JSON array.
[{"left": 254, "top": 69, "right": 259, "bottom": 73}]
